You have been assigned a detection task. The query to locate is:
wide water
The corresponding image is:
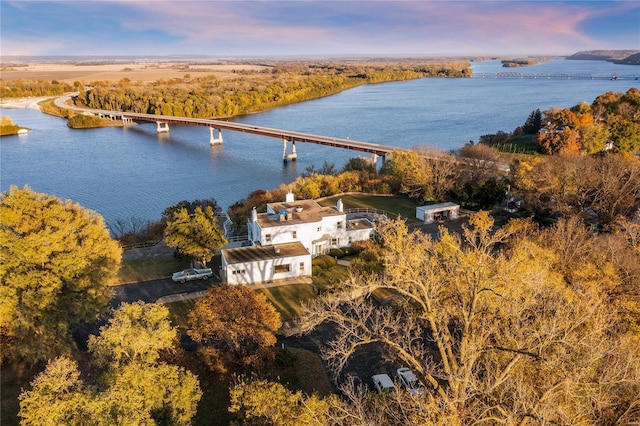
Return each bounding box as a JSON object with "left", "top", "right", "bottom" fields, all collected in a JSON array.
[{"left": 1, "top": 59, "right": 638, "bottom": 227}]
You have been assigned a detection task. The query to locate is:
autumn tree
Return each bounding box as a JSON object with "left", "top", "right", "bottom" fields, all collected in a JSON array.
[
  {"left": 0, "top": 186, "right": 121, "bottom": 362},
  {"left": 229, "top": 378, "right": 335, "bottom": 425},
  {"left": 294, "top": 214, "right": 640, "bottom": 424},
  {"left": 87, "top": 301, "right": 178, "bottom": 367},
  {"left": 188, "top": 285, "right": 281, "bottom": 370},
  {"left": 163, "top": 205, "right": 227, "bottom": 266},
  {"left": 20, "top": 302, "right": 202, "bottom": 425},
  {"left": 18, "top": 357, "right": 93, "bottom": 425},
  {"left": 511, "top": 153, "right": 640, "bottom": 227},
  {"left": 381, "top": 149, "right": 431, "bottom": 201}
]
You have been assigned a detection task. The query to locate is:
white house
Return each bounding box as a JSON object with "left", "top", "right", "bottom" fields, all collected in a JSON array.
[
  {"left": 247, "top": 192, "right": 374, "bottom": 257},
  {"left": 221, "top": 242, "right": 311, "bottom": 285},
  {"left": 219, "top": 192, "right": 374, "bottom": 285}
]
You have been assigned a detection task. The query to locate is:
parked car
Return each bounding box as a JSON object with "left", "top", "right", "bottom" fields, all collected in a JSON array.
[
  {"left": 397, "top": 367, "right": 425, "bottom": 396},
  {"left": 172, "top": 267, "right": 213, "bottom": 283},
  {"left": 372, "top": 373, "right": 396, "bottom": 394}
]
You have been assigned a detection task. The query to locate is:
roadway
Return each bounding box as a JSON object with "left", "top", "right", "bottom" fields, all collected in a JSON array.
[{"left": 54, "top": 94, "right": 397, "bottom": 156}]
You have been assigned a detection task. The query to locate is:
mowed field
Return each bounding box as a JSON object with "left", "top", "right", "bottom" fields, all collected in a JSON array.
[{"left": 1, "top": 61, "right": 271, "bottom": 84}]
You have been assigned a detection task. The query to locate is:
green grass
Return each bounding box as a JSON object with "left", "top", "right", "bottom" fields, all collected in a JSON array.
[
  {"left": 116, "top": 258, "right": 190, "bottom": 285},
  {"left": 166, "top": 298, "right": 197, "bottom": 329},
  {"left": 256, "top": 283, "right": 317, "bottom": 323},
  {"left": 495, "top": 134, "right": 542, "bottom": 154},
  {"left": 165, "top": 282, "right": 317, "bottom": 327},
  {"left": 318, "top": 193, "right": 421, "bottom": 223},
  {"left": 312, "top": 264, "right": 350, "bottom": 292}
]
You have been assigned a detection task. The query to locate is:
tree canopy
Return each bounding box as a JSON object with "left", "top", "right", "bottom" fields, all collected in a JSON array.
[
  {"left": 19, "top": 302, "right": 202, "bottom": 425},
  {"left": 294, "top": 214, "right": 640, "bottom": 425},
  {"left": 0, "top": 186, "right": 121, "bottom": 362},
  {"left": 163, "top": 205, "right": 227, "bottom": 267},
  {"left": 188, "top": 285, "right": 282, "bottom": 370}
]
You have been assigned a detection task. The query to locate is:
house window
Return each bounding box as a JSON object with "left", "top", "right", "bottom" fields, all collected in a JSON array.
[
  {"left": 274, "top": 264, "right": 290, "bottom": 274},
  {"left": 292, "top": 231, "right": 297, "bottom": 239},
  {"left": 317, "top": 226, "right": 321, "bottom": 232},
  {"left": 299, "top": 262, "right": 305, "bottom": 272},
  {"left": 337, "top": 221, "right": 342, "bottom": 229},
  {"left": 348, "top": 237, "right": 353, "bottom": 244},
  {"left": 265, "top": 234, "right": 271, "bottom": 242},
  {"left": 331, "top": 238, "right": 338, "bottom": 246},
  {"left": 232, "top": 269, "right": 246, "bottom": 275}
]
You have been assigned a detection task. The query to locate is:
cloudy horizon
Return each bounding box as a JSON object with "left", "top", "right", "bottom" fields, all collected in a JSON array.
[{"left": 1, "top": 1, "right": 638, "bottom": 58}]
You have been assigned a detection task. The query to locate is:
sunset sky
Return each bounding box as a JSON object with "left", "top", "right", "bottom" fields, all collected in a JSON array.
[{"left": 2, "top": 1, "right": 639, "bottom": 57}]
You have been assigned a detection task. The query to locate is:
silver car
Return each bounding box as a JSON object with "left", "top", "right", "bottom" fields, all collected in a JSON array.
[
  {"left": 397, "top": 367, "right": 425, "bottom": 396},
  {"left": 172, "top": 268, "right": 213, "bottom": 283}
]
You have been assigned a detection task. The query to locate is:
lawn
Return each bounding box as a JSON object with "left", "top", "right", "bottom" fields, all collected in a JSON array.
[
  {"left": 318, "top": 193, "right": 422, "bottom": 223},
  {"left": 115, "top": 258, "right": 190, "bottom": 285},
  {"left": 256, "top": 283, "right": 317, "bottom": 323}
]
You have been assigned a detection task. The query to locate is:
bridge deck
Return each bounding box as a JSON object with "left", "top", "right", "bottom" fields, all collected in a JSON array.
[{"left": 53, "top": 93, "right": 510, "bottom": 172}]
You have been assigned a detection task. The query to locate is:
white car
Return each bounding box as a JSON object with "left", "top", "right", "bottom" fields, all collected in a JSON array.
[
  {"left": 397, "top": 367, "right": 425, "bottom": 396},
  {"left": 171, "top": 268, "right": 213, "bottom": 283},
  {"left": 372, "top": 373, "right": 396, "bottom": 394}
]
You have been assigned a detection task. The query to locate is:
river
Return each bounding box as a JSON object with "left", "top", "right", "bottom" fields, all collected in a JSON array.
[{"left": 1, "top": 59, "right": 637, "bottom": 228}]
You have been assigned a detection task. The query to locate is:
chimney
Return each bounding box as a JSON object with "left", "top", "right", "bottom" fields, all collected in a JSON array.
[
  {"left": 251, "top": 207, "right": 258, "bottom": 222},
  {"left": 286, "top": 190, "right": 295, "bottom": 203},
  {"left": 337, "top": 198, "right": 344, "bottom": 212}
]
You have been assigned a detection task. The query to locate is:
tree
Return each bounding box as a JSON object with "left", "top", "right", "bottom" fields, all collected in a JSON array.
[
  {"left": 20, "top": 303, "right": 202, "bottom": 425},
  {"left": 381, "top": 150, "right": 431, "bottom": 201},
  {"left": 162, "top": 197, "right": 222, "bottom": 221},
  {"left": 18, "top": 357, "right": 93, "bottom": 425},
  {"left": 294, "top": 214, "right": 640, "bottom": 424},
  {"left": 522, "top": 108, "right": 542, "bottom": 134},
  {"left": 0, "top": 186, "right": 121, "bottom": 362},
  {"left": 88, "top": 301, "right": 177, "bottom": 367},
  {"left": 229, "top": 378, "right": 334, "bottom": 426},
  {"left": 163, "top": 205, "right": 227, "bottom": 267},
  {"left": 188, "top": 285, "right": 282, "bottom": 369}
]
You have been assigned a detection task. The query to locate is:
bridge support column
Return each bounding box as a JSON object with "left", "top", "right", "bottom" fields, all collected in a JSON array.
[
  {"left": 121, "top": 116, "right": 133, "bottom": 125},
  {"left": 283, "top": 139, "right": 297, "bottom": 162},
  {"left": 209, "top": 127, "right": 223, "bottom": 145},
  {"left": 156, "top": 122, "right": 169, "bottom": 133}
]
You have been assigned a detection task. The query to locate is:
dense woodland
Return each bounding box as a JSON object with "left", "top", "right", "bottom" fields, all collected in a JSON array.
[
  {"left": 1, "top": 76, "right": 639, "bottom": 425},
  {"left": 72, "top": 61, "right": 470, "bottom": 118}
]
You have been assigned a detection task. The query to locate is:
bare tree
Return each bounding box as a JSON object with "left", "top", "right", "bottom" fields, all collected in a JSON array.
[{"left": 293, "top": 214, "right": 640, "bottom": 424}]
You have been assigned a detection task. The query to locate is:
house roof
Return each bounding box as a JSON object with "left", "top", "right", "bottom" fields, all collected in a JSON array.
[
  {"left": 416, "top": 202, "right": 459, "bottom": 213},
  {"left": 257, "top": 199, "right": 343, "bottom": 228},
  {"left": 346, "top": 218, "right": 374, "bottom": 230},
  {"left": 222, "top": 242, "right": 310, "bottom": 265}
]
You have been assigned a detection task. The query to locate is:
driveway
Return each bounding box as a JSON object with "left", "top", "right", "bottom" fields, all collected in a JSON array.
[{"left": 111, "top": 275, "right": 221, "bottom": 306}]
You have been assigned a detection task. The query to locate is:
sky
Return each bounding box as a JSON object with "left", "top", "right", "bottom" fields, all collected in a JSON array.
[{"left": 1, "top": 0, "right": 639, "bottom": 58}]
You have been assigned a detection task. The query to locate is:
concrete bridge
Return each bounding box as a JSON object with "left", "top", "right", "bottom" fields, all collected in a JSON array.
[
  {"left": 54, "top": 94, "right": 397, "bottom": 163},
  {"left": 54, "top": 94, "right": 510, "bottom": 172},
  {"left": 472, "top": 72, "right": 639, "bottom": 80}
]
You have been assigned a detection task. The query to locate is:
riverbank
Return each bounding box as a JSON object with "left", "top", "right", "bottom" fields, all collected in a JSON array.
[{"left": 0, "top": 96, "right": 53, "bottom": 110}]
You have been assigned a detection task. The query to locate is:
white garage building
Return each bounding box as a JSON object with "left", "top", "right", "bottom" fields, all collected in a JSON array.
[{"left": 416, "top": 202, "right": 460, "bottom": 224}]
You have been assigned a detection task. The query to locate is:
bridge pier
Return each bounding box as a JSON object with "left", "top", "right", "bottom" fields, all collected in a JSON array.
[
  {"left": 121, "top": 116, "right": 134, "bottom": 125},
  {"left": 283, "top": 139, "right": 297, "bottom": 162},
  {"left": 156, "top": 121, "right": 170, "bottom": 133},
  {"left": 209, "top": 127, "right": 223, "bottom": 145}
]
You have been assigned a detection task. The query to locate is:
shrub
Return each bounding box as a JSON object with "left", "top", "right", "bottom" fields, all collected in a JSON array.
[
  {"left": 328, "top": 248, "right": 345, "bottom": 258},
  {"left": 312, "top": 255, "right": 337, "bottom": 269}
]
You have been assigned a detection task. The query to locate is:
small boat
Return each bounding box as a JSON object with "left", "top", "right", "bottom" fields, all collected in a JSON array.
[{"left": 17, "top": 128, "right": 29, "bottom": 134}]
